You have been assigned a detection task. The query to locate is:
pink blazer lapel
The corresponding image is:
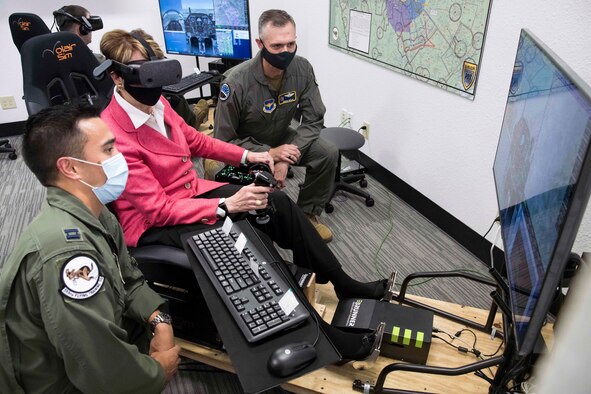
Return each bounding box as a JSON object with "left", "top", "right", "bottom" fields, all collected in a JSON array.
[
  {"left": 136, "top": 123, "right": 186, "bottom": 157},
  {"left": 108, "top": 97, "right": 188, "bottom": 157}
]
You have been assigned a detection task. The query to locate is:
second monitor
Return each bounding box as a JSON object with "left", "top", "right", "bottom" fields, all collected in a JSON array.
[{"left": 158, "top": 0, "right": 252, "bottom": 61}]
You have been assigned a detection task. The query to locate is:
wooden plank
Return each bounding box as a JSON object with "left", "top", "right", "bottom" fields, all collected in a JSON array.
[{"left": 177, "top": 283, "right": 553, "bottom": 393}]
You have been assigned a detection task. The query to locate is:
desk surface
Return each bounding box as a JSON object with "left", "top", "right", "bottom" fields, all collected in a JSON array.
[{"left": 177, "top": 284, "right": 553, "bottom": 393}]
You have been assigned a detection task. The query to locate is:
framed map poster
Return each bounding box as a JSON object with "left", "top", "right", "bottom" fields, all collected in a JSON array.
[{"left": 329, "top": 0, "right": 493, "bottom": 100}]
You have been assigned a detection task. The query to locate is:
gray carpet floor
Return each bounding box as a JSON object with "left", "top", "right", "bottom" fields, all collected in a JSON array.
[{"left": 0, "top": 134, "right": 494, "bottom": 393}]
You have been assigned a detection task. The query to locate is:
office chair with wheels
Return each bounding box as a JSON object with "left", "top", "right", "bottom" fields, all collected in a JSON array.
[
  {"left": 320, "top": 127, "right": 374, "bottom": 213},
  {"left": 20, "top": 31, "right": 113, "bottom": 116},
  {"left": 0, "top": 139, "right": 17, "bottom": 160},
  {"left": 290, "top": 108, "right": 373, "bottom": 212},
  {"left": 9, "top": 13, "right": 51, "bottom": 53}
]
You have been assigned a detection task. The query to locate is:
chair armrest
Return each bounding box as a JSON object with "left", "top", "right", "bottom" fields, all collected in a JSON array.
[{"left": 130, "top": 245, "right": 191, "bottom": 270}]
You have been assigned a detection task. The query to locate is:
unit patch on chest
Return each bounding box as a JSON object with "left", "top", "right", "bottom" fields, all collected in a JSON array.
[
  {"left": 279, "top": 91, "right": 297, "bottom": 105},
  {"left": 263, "top": 98, "right": 276, "bottom": 113},
  {"left": 61, "top": 255, "right": 104, "bottom": 300}
]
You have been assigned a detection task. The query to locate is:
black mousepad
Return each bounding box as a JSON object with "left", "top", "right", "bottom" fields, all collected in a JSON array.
[{"left": 181, "top": 222, "right": 341, "bottom": 393}]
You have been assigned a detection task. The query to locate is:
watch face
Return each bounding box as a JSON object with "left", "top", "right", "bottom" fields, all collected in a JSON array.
[
  {"left": 151, "top": 312, "right": 172, "bottom": 332},
  {"left": 160, "top": 312, "right": 172, "bottom": 324}
]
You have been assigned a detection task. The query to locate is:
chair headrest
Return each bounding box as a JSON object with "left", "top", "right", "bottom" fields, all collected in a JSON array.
[
  {"left": 20, "top": 32, "right": 114, "bottom": 115},
  {"left": 21, "top": 32, "right": 100, "bottom": 80},
  {"left": 9, "top": 13, "right": 51, "bottom": 52}
]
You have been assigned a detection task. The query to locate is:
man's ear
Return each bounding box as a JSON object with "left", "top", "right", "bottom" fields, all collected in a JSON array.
[
  {"left": 75, "top": 23, "right": 84, "bottom": 38},
  {"left": 56, "top": 157, "right": 81, "bottom": 181},
  {"left": 255, "top": 38, "right": 264, "bottom": 50}
]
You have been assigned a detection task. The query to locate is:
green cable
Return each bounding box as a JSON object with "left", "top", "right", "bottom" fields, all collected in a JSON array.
[
  {"left": 372, "top": 193, "right": 393, "bottom": 279},
  {"left": 369, "top": 187, "right": 492, "bottom": 288}
]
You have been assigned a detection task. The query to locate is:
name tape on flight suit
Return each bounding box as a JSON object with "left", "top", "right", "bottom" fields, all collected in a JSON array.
[{"left": 279, "top": 91, "right": 297, "bottom": 105}]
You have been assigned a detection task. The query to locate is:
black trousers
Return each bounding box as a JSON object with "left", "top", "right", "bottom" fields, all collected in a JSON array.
[{"left": 138, "top": 185, "right": 342, "bottom": 277}]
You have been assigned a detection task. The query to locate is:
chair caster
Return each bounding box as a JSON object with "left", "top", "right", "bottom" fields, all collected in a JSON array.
[
  {"left": 360, "top": 179, "right": 368, "bottom": 188},
  {"left": 325, "top": 203, "right": 334, "bottom": 214},
  {"left": 9, "top": 152, "right": 17, "bottom": 160},
  {"left": 365, "top": 198, "right": 374, "bottom": 207}
]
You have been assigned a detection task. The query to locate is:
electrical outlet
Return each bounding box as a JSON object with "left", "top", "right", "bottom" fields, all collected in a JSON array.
[
  {"left": 362, "top": 121, "right": 370, "bottom": 139},
  {"left": 0, "top": 96, "right": 17, "bottom": 110},
  {"left": 340, "top": 109, "right": 352, "bottom": 127}
]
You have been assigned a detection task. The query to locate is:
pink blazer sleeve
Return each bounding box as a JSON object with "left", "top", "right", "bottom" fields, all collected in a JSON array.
[{"left": 117, "top": 136, "right": 220, "bottom": 228}]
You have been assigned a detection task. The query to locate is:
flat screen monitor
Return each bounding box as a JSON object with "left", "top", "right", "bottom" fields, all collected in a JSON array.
[
  {"left": 158, "top": 0, "right": 252, "bottom": 61},
  {"left": 493, "top": 29, "right": 591, "bottom": 356}
]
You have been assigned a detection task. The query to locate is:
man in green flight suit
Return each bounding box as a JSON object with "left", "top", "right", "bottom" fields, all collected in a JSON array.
[
  {"left": 0, "top": 105, "right": 180, "bottom": 393},
  {"left": 214, "top": 9, "right": 338, "bottom": 243}
]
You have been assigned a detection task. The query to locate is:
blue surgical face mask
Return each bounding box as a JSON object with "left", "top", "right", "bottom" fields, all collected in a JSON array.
[{"left": 71, "top": 153, "right": 129, "bottom": 205}]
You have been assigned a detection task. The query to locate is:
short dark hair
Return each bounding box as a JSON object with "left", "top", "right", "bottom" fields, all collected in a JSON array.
[
  {"left": 258, "top": 9, "right": 295, "bottom": 38},
  {"left": 23, "top": 105, "right": 100, "bottom": 186},
  {"left": 55, "top": 5, "right": 89, "bottom": 32}
]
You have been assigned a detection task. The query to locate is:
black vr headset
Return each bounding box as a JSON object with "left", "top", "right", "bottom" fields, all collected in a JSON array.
[
  {"left": 53, "top": 8, "right": 103, "bottom": 35},
  {"left": 93, "top": 32, "right": 182, "bottom": 88}
]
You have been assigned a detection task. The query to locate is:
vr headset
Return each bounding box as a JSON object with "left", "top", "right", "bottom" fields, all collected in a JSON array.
[
  {"left": 53, "top": 8, "right": 103, "bottom": 35},
  {"left": 93, "top": 32, "right": 181, "bottom": 87}
]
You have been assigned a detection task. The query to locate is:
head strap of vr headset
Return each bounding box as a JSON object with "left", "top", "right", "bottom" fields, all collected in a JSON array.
[
  {"left": 53, "top": 8, "right": 92, "bottom": 35},
  {"left": 130, "top": 32, "right": 158, "bottom": 60}
]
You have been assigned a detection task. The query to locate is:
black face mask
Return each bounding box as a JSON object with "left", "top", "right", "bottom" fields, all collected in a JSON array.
[
  {"left": 124, "top": 81, "right": 162, "bottom": 106},
  {"left": 261, "top": 45, "right": 297, "bottom": 70}
]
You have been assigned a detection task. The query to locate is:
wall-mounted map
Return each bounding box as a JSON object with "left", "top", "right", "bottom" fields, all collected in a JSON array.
[{"left": 329, "top": 0, "right": 493, "bottom": 100}]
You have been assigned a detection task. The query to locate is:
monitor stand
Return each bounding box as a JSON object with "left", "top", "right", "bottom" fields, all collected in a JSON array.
[{"left": 207, "top": 58, "right": 245, "bottom": 75}]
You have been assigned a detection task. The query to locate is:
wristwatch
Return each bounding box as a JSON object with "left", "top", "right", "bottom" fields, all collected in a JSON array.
[{"left": 149, "top": 312, "right": 172, "bottom": 333}]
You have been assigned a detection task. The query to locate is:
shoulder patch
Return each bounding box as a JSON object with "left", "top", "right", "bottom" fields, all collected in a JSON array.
[
  {"left": 63, "top": 228, "right": 82, "bottom": 242},
  {"left": 61, "top": 255, "right": 104, "bottom": 300},
  {"left": 219, "top": 83, "right": 231, "bottom": 101}
]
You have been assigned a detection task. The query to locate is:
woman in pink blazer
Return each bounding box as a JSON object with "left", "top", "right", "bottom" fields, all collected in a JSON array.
[{"left": 100, "top": 29, "right": 388, "bottom": 303}]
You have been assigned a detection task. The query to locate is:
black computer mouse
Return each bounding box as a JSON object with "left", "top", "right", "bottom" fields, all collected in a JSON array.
[{"left": 267, "top": 342, "right": 317, "bottom": 377}]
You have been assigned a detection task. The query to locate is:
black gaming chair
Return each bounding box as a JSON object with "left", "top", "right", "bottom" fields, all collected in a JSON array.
[
  {"left": 4, "top": 13, "right": 51, "bottom": 160},
  {"left": 20, "top": 31, "right": 113, "bottom": 116},
  {"left": 130, "top": 245, "right": 222, "bottom": 348},
  {"left": 108, "top": 200, "right": 223, "bottom": 349},
  {"left": 9, "top": 13, "right": 51, "bottom": 53}
]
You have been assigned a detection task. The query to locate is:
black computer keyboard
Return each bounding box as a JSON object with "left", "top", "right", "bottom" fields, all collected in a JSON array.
[
  {"left": 186, "top": 221, "right": 310, "bottom": 343},
  {"left": 162, "top": 72, "right": 215, "bottom": 94}
]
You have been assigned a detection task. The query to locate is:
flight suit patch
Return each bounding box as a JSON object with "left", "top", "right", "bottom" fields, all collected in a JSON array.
[
  {"left": 61, "top": 255, "right": 104, "bottom": 300},
  {"left": 279, "top": 91, "right": 297, "bottom": 105},
  {"left": 263, "top": 98, "right": 276, "bottom": 113},
  {"left": 219, "top": 83, "right": 231, "bottom": 101},
  {"left": 63, "top": 228, "right": 82, "bottom": 242}
]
